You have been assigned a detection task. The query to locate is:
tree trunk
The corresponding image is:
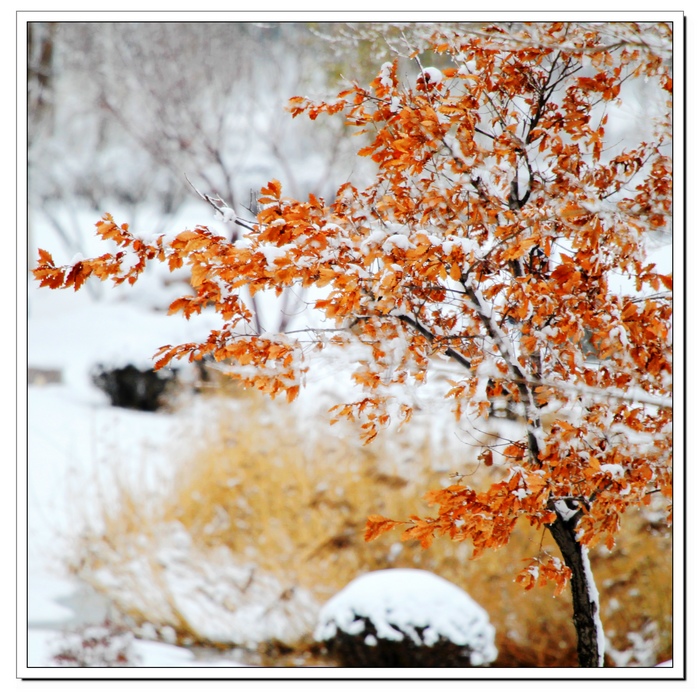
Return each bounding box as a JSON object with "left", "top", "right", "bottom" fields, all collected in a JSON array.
[
  {"left": 28, "top": 22, "right": 57, "bottom": 132},
  {"left": 547, "top": 505, "right": 604, "bottom": 668}
]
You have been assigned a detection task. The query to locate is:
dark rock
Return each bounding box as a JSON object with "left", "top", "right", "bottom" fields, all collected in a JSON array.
[
  {"left": 322, "top": 614, "right": 486, "bottom": 667},
  {"left": 92, "top": 363, "right": 178, "bottom": 411}
]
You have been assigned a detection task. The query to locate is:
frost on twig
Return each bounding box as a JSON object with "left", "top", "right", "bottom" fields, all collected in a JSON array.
[{"left": 184, "top": 173, "right": 256, "bottom": 232}]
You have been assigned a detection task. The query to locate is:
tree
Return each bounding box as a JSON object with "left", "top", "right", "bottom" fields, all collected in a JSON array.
[
  {"left": 28, "top": 23, "right": 365, "bottom": 318},
  {"left": 33, "top": 22, "right": 673, "bottom": 668}
]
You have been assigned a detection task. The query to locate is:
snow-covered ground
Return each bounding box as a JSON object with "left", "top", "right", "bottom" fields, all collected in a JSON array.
[{"left": 25, "top": 287, "right": 246, "bottom": 669}]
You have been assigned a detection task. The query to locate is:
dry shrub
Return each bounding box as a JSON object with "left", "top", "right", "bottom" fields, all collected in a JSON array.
[
  {"left": 157, "top": 391, "right": 468, "bottom": 600},
  {"left": 72, "top": 390, "right": 672, "bottom": 667}
]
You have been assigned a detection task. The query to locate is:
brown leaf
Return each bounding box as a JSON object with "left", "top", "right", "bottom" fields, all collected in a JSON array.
[{"left": 364, "top": 515, "right": 402, "bottom": 542}]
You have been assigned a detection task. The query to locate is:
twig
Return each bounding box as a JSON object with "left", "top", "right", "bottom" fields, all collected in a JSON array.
[{"left": 184, "top": 173, "right": 257, "bottom": 232}]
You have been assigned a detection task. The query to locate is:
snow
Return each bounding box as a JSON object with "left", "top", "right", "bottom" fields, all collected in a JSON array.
[
  {"left": 29, "top": 627, "right": 244, "bottom": 668},
  {"left": 84, "top": 522, "right": 319, "bottom": 647},
  {"left": 419, "top": 67, "right": 443, "bottom": 86},
  {"left": 608, "top": 621, "right": 664, "bottom": 668},
  {"left": 22, "top": 187, "right": 678, "bottom": 680},
  {"left": 378, "top": 61, "right": 394, "bottom": 89},
  {"left": 314, "top": 568, "right": 498, "bottom": 667},
  {"left": 27, "top": 209, "right": 435, "bottom": 672},
  {"left": 554, "top": 499, "right": 580, "bottom": 522},
  {"left": 382, "top": 233, "right": 413, "bottom": 253},
  {"left": 600, "top": 463, "right": 626, "bottom": 479},
  {"left": 214, "top": 206, "right": 237, "bottom": 224},
  {"left": 580, "top": 544, "right": 605, "bottom": 668},
  {"left": 259, "top": 243, "right": 291, "bottom": 268},
  {"left": 525, "top": 565, "right": 539, "bottom": 581}
]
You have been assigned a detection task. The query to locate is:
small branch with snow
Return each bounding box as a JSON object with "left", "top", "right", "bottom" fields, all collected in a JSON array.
[{"left": 185, "top": 174, "right": 257, "bottom": 232}]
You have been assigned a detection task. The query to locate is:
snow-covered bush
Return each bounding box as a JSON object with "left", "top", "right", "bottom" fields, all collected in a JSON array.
[
  {"left": 80, "top": 522, "right": 320, "bottom": 649},
  {"left": 315, "top": 569, "right": 497, "bottom": 667},
  {"left": 50, "top": 620, "right": 140, "bottom": 667}
]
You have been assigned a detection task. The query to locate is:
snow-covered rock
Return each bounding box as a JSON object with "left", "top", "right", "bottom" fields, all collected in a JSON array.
[{"left": 314, "top": 569, "right": 498, "bottom": 667}]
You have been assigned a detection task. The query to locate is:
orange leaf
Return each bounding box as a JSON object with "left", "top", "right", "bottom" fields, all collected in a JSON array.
[
  {"left": 36, "top": 248, "right": 55, "bottom": 266},
  {"left": 318, "top": 268, "right": 339, "bottom": 287},
  {"left": 261, "top": 179, "right": 282, "bottom": 198},
  {"left": 190, "top": 265, "right": 208, "bottom": 288},
  {"left": 503, "top": 443, "right": 525, "bottom": 459},
  {"left": 393, "top": 137, "right": 415, "bottom": 153},
  {"left": 153, "top": 346, "right": 178, "bottom": 371},
  {"left": 520, "top": 334, "right": 537, "bottom": 353},
  {"left": 167, "top": 297, "right": 192, "bottom": 316},
  {"left": 33, "top": 267, "right": 64, "bottom": 289},
  {"left": 65, "top": 261, "right": 91, "bottom": 291},
  {"left": 515, "top": 565, "right": 538, "bottom": 591},
  {"left": 364, "top": 514, "right": 402, "bottom": 542}
]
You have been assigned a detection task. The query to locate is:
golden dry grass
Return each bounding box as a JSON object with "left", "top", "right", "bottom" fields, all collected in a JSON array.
[{"left": 71, "top": 389, "right": 673, "bottom": 667}]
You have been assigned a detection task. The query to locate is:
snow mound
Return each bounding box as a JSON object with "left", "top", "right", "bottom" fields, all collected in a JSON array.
[{"left": 315, "top": 569, "right": 497, "bottom": 666}]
